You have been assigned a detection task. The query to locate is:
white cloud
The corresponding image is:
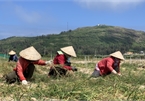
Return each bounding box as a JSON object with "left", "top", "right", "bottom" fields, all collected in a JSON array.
[
  {"left": 0, "top": 2, "right": 42, "bottom": 24},
  {"left": 14, "top": 5, "right": 41, "bottom": 24},
  {"left": 74, "top": 0, "right": 144, "bottom": 11}
]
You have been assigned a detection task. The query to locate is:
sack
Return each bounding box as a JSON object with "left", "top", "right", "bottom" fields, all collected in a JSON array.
[{"left": 5, "top": 71, "right": 19, "bottom": 84}]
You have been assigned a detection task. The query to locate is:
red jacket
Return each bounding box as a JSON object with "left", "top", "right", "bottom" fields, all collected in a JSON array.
[
  {"left": 13, "top": 57, "right": 46, "bottom": 81},
  {"left": 53, "top": 54, "right": 72, "bottom": 70},
  {"left": 98, "top": 56, "right": 120, "bottom": 75}
]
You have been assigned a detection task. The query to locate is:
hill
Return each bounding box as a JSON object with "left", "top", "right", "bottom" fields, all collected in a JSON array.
[{"left": 0, "top": 25, "right": 145, "bottom": 56}]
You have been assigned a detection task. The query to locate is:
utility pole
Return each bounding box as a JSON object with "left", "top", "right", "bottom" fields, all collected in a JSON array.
[{"left": 67, "top": 22, "right": 68, "bottom": 31}]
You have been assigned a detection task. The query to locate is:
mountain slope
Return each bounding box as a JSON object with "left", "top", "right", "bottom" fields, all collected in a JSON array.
[{"left": 1, "top": 25, "right": 145, "bottom": 56}]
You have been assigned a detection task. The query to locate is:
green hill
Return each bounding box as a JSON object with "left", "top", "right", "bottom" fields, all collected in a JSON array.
[{"left": 1, "top": 25, "right": 145, "bottom": 56}]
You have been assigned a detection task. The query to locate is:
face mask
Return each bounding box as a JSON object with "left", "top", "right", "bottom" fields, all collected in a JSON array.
[
  {"left": 65, "top": 54, "right": 71, "bottom": 62},
  {"left": 67, "top": 57, "right": 71, "bottom": 62}
]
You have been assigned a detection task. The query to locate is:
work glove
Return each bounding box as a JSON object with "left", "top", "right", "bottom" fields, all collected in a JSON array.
[
  {"left": 45, "top": 60, "right": 53, "bottom": 66},
  {"left": 72, "top": 67, "right": 78, "bottom": 71},
  {"left": 22, "top": 80, "right": 28, "bottom": 85}
]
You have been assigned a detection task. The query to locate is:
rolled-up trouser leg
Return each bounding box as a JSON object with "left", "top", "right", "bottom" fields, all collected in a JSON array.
[
  {"left": 23, "top": 63, "right": 35, "bottom": 81},
  {"left": 5, "top": 71, "right": 18, "bottom": 84}
]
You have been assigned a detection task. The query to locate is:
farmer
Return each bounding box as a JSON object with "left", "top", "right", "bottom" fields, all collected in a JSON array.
[
  {"left": 48, "top": 46, "right": 78, "bottom": 77},
  {"left": 5, "top": 46, "right": 52, "bottom": 85},
  {"left": 91, "top": 51, "right": 124, "bottom": 78},
  {"left": 8, "top": 50, "right": 18, "bottom": 62}
]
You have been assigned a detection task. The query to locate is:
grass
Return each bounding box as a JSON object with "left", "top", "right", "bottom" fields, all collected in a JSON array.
[{"left": 1, "top": 57, "right": 145, "bottom": 101}]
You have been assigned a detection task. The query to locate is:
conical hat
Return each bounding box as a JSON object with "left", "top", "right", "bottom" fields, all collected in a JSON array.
[
  {"left": 60, "top": 46, "right": 77, "bottom": 57},
  {"left": 19, "top": 46, "right": 41, "bottom": 61},
  {"left": 8, "top": 50, "right": 16, "bottom": 55},
  {"left": 110, "top": 51, "right": 124, "bottom": 60}
]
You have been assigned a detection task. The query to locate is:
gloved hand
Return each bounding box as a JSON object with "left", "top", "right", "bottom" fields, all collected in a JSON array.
[
  {"left": 22, "top": 80, "right": 28, "bottom": 85},
  {"left": 45, "top": 60, "right": 52, "bottom": 66},
  {"left": 72, "top": 67, "right": 78, "bottom": 71}
]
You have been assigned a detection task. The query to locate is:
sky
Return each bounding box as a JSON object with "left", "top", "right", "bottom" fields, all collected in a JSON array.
[{"left": 0, "top": 0, "right": 145, "bottom": 39}]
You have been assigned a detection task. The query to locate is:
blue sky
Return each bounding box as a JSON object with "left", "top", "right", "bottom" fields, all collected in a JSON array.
[{"left": 0, "top": 0, "right": 145, "bottom": 39}]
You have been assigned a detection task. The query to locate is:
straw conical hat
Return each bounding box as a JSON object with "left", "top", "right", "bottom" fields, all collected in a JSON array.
[
  {"left": 110, "top": 51, "right": 124, "bottom": 60},
  {"left": 8, "top": 50, "right": 16, "bottom": 55},
  {"left": 19, "top": 46, "right": 41, "bottom": 61},
  {"left": 60, "top": 46, "right": 77, "bottom": 57}
]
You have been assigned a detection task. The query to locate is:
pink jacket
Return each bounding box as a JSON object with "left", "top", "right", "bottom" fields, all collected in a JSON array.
[
  {"left": 98, "top": 56, "right": 120, "bottom": 75},
  {"left": 13, "top": 57, "right": 46, "bottom": 81},
  {"left": 53, "top": 54, "right": 72, "bottom": 70}
]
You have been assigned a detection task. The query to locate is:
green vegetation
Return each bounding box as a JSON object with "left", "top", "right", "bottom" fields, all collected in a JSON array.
[
  {"left": 1, "top": 58, "right": 145, "bottom": 100},
  {"left": 1, "top": 25, "right": 145, "bottom": 56}
]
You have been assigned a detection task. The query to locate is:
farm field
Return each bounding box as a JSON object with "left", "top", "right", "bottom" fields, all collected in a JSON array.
[{"left": 1, "top": 57, "right": 145, "bottom": 101}]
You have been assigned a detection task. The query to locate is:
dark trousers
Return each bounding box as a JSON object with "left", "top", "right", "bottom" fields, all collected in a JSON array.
[
  {"left": 23, "top": 63, "right": 35, "bottom": 81},
  {"left": 91, "top": 66, "right": 119, "bottom": 78},
  {"left": 48, "top": 67, "right": 67, "bottom": 77},
  {"left": 5, "top": 63, "right": 35, "bottom": 84},
  {"left": 91, "top": 70, "right": 100, "bottom": 78},
  {"left": 114, "top": 66, "right": 119, "bottom": 72}
]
